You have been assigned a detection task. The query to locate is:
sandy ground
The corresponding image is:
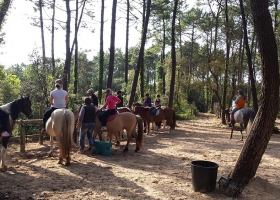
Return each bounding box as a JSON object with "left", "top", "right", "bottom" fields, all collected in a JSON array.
[{"left": 0, "top": 113, "right": 280, "bottom": 200}]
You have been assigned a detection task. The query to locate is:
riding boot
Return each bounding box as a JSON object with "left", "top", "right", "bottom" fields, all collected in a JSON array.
[{"left": 1, "top": 146, "right": 7, "bottom": 167}]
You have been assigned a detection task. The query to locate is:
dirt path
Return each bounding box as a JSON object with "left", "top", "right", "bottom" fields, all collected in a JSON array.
[{"left": 1, "top": 113, "right": 280, "bottom": 199}]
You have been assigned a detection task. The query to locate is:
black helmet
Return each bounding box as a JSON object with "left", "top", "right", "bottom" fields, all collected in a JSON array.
[{"left": 238, "top": 89, "right": 244, "bottom": 94}]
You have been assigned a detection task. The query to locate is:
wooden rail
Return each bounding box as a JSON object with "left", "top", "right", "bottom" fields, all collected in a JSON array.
[{"left": 15, "top": 119, "right": 42, "bottom": 154}]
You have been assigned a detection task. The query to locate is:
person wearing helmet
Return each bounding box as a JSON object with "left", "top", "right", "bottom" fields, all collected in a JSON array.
[
  {"left": 230, "top": 89, "right": 246, "bottom": 124},
  {"left": 41, "top": 79, "right": 68, "bottom": 133},
  {"left": 98, "top": 88, "right": 121, "bottom": 131},
  {"left": 87, "top": 89, "right": 98, "bottom": 107},
  {"left": 116, "top": 90, "right": 124, "bottom": 107}
]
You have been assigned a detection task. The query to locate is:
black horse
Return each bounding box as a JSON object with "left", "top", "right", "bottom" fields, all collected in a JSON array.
[{"left": 0, "top": 96, "right": 33, "bottom": 169}]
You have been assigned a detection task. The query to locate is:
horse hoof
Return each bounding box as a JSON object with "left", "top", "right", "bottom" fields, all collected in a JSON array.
[
  {"left": 123, "top": 147, "right": 128, "bottom": 152},
  {"left": 116, "top": 141, "right": 120, "bottom": 146},
  {"left": 0, "top": 165, "right": 7, "bottom": 172},
  {"left": 57, "top": 160, "right": 63, "bottom": 165},
  {"left": 134, "top": 147, "right": 140, "bottom": 152},
  {"left": 65, "top": 162, "right": 70, "bottom": 166},
  {"left": 48, "top": 152, "right": 54, "bottom": 157}
]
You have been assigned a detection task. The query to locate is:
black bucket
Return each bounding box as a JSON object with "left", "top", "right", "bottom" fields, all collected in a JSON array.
[{"left": 191, "top": 160, "right": 219, "bottom": 193}]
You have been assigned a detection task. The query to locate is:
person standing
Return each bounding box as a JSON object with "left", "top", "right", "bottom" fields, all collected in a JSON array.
[
  {"left": 99, "top": 88, "right": 121, "bottom": 131},
  {"left": 41, "top": 79, "right": 68, "bottom": 133},
  {"left": 87, "top": 89, "right": 98, "bottom": 107},
  {"left": 230, "top": 89, "right": 247, "bottom": 124},
  {"left": 116, "top": 90, "right": 124, "bottom": 107},
  {"left": 143, "top": 93, "right": 152, "bottom": 107},
  {"left": 76, "top": 97, "right": 96, "bottom": 154}
]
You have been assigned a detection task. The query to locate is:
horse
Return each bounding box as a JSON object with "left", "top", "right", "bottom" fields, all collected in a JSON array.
[
  {"left": 225, "top": 107, "right": 255, "bottom": 141},
  {"left": 117, "top": 107, "right": 133, "bottom": 138},
  {"left": 45, "top": 108, "right": 75, "bottom": 166},
  {"left": 0, "top": 96, "right": 33, "bottom": 169},
  {"left": 94, "top": 110, "right": 144, "bottom": 152},
  {"left": 132, "top": 103, "right": 176, "bottom": 134}
]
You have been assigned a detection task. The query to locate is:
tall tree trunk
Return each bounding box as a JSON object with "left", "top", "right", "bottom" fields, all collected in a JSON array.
[
  {"left": 162, "top": 18, "right": 166, "bottom": 95},
  {"left": 228, "top": 0, "right": 279, "bottom": 188},
  {"left": 39, "top": 0, "right": 48, "bottom": 106},
  {"left": 128, "top": 0, "right": 151, "bottom": 108},
  {"left": 168, "top": 0, "right": 178, "bottom": 108},
  {"left": 107, "top": 0, "right": 117, "bottom": 88},
  {"left": 140, "top": 0, "right": 146, "bottom": 98},
  {"left": 124, "top": 0, "right": 130, "bottom": 84},
  {"left": 73, "top": 0, "right": 79, "bottom": 94},
  {"left": 99, "top": 0, "right": 105, "bottom": 103},
  {"left": 0, "top": 0, "right": 11, "bottom": 31},
  {"left": 221, "top": 0, "right": 230, "bottom": 125},
  {"left": 51, "top": 0, "right": 56, "bottom": 76},
  {"left": 63, "top": 0, "right": 71, "bottom": 91},
  {"left": 240, "top": 0, "right": 258, "bottom": 112},
  {"left": 274, "top": 0, "right": 278, "bottom": 32}
]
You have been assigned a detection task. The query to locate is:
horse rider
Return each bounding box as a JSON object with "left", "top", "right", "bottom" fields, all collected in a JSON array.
[
  {"left": 76, "top": 97, "right": 96, "bottom": 154},
  {"left": 116, "top": 90, "right": 124, "bottom": 108},
  {"left": 230, "top": 89, "right": 247, "bottom": 125},
  {"left": 99, "top": 88, "right": 121, "bottom": 131},
  {"left": 154, "top": 94, "right": 161, "bottom": 108},
  {"left": 87, "top": 88, "right": 98, "bottom": 107},
  {"left": 143, "top": 93, "right": 152, "bottom": 107},
  {"left": 41, "top": 79, "right": 68, "bottom": 134}
]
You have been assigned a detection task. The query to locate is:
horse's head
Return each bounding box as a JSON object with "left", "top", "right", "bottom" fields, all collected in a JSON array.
[{"left": 17, "top": 96, "right": 33, "bottom": 119}]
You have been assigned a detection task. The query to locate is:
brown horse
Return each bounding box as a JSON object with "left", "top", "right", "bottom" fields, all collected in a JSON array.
[
  {"left": 94, "top": 111, "right": 144, "bottom": 152},
  {"left": 132, "top": 103, "right": 176, "bottom": 134},
  {"left": 117, "top": 107, "right": 133, "bottom": 138}
]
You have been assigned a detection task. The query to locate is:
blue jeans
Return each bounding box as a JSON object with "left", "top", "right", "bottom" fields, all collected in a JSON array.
[{"left": 79, "top": 123, "right": 95, "bottom": 150}]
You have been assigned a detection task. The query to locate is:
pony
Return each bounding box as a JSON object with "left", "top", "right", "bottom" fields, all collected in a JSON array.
[
  {"left": 132, "top": 103, "right": 176, "bottom": 134},
  {"left": 45, "top": 109, "right": 75, "bottom": 166},
  {"left": 94, "top": 110, "right": 144, "bottom": 152},
  {"left": 117, "top": 107, "right": 133, "bottom": 138},
  {"left": 225, "top": 107, "right": 255, "bottom": 141},
  {"left": 0, "top": 96, "right": 33, "bottom": 169}
]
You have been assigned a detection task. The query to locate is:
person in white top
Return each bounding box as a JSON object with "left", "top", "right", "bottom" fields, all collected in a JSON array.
[{"left": 41, "top": 79, "right": 68, "bottom": 133}]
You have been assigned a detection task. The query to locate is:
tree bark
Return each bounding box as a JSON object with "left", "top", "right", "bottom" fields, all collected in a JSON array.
[
  {"left": 63, "top": 0, "right": 71, "bottom": 91},
  {"left": 107, "top": 0, "right": 117, "bottom": 89},
  {"left": 51, "top": 0, "right": 56, "bottom": 76},
  {"left": 221, "top": 0, "right": 230, "bottom": 125},
  {"left": 73, "top": 0, "right": 79, "bottom": 94},
  {"left": 99, "top": 0, "right": 105, "bottom": 103},
  {"left": 124, "top": 0, "right": 130, "bottom": 84},
  {"left": 168, "top": 0, "right": 178, "bottom": 108},
  {"left": 128, "top": 0, "right": 151, "bottom": 108},
  {"left": 229, "top": 0, "right": 279, "bottom": 187},
  {"left": 240, "top": 0, "right": 258, "bottom": 112}
]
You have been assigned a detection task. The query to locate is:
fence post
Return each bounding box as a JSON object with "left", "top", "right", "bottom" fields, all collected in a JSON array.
[
  {"left": 39, "top": 106, "right": 44, "bottom": 145},
  {"left": 20, "top": 124, "right": 26, "bottom": 154}
]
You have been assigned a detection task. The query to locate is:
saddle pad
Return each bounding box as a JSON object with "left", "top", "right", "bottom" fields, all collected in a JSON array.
[{"left": 108, "top": 115, "right": 116, "bottom": 122}]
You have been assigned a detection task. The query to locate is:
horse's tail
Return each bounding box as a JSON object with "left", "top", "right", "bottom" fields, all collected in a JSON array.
[
  {"left": 60, "top": 110, "right": 72, "bottom": 160},
  {"left": 135, "top": 115, "right": 144, "bottom": 148},
  {"left": 246, "top": 110, "right": 256, "bottom": 132},
  {"left": 172, "top": 109, "right": 176, "bottom": 129}
]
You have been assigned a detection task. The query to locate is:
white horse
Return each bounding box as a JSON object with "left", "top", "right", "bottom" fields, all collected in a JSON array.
[{"left": 46, "top": 109, "right": 75, "bottom": 166}]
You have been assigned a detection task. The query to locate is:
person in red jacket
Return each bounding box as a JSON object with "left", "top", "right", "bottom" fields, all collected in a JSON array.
[
  {"left": 230, "top": 89, "right": 246, "bottom": 124},
  {"left": 99, "top": 88, "right": 121, "bottom": 131}
]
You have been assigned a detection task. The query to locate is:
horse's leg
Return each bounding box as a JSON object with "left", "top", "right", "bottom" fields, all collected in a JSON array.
[
  {"left": 230, "top": 123, "right": 234, "bottom": 139},
  {"left": 65, "top": 156, "right": 71, "bottom": 166},
  {"left": 0, "top": 146, "right": 7, "bottom": 169},
  {"left": 240, "top": 123, "right": 244, "bottom": 141},
  {"left": 124, "top": 132, "right": 132, "bottom": 152},
  {"left": 49, "top": 136, "right": 54, "bottom": 157},
  {"left": 116, "top": 132, "right": 121, "bottom": 145}
]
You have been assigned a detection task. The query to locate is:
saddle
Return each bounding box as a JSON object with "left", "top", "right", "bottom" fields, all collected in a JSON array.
[{"left": 150, "top": 106, "right": 161, "bottom": 116}]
